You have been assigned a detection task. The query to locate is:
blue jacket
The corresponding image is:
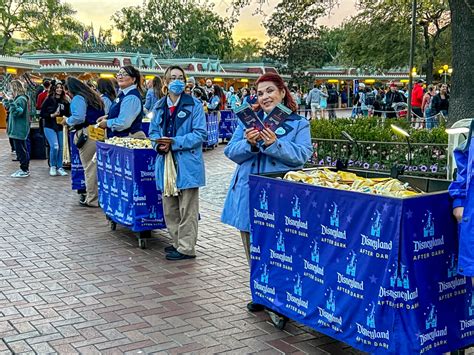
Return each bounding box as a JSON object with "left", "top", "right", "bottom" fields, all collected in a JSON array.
[
  {"left": 149, "top": 94, "right": 207, "bottom": 191},
  {"left": 449, "top": 140, "right": 474, "bottom": 275},
  {"left": 221, "top": 111, "right": 313, "bottom": 232}
]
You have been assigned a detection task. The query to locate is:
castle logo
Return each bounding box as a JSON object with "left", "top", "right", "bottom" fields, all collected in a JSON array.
[
  {"left": 253, "top": 263, "right": 276, "bottom": 295},
  {"left": 423, "top": 210, "right": 435, "bottom": 238},
  {"left": 270, "top": 231, "right": 293, "bottom": 264},
  {"left": 321, "top": 202, "right": 346, "bottom": 240},
  {"left": 114, "top": 155, "right": 122, "bottom": 174},
  {"left": 366, "top": 302, "right": 376, "bottom": 329},
  {"left": 336, "top": 250, "right": 364, "bottom": 290},
  {"left": 115, "top": 200, "right": 124, "bottom": 219},
  {"left": 346, "top": 250, "right": 357, "bottom": 277},
  {"left": 439, "top": 253, "right": 466, "bottom": 293},
  {"left": 133, "top": 182, "right": 146, "bottom": 202},
  {"left": 317, "top": 287, "right": 342, "bottom": 325},
  {"left": 147, "top": 156, "right": 155, "bottom": 171},
  {"left": 311, "top": 240, "right": 320, "bottom": 263},
  {"left": 105, "top": 154, "right": 112, "bottom": 170},
  {"left": 304, "top": 240, "right": 324, "bottom": 283},
  {"left": 370, "top": 210, "right": 381, "bottom": 238},
  {"left": 284, "top": 195, "right": 307, "bottom": 230},
  {"left": 254, "top": 188, "right": 275, "bottom": 221},
  {"left": 286, "top": 273, "right": 309, "bottom": 310},
  {"left": 259, "top": 188, "right": 268, "bottom": 211},
  {"left": 390, "top": 263, "right": 410, "bottom": 290},
  {"left": 293, "top": 273, "right": 302, "bottom": 296},
  {"left": 96, "top": 152, "right": 102, "bottom": 167},
  {"left": 120, "top": 180, "right": 128, "bottom": 199},
  {"left": 106, "top": 194, "right": 113, "bottom": 213},
  {"left": 124, "top": 156, "right": 132, "bottom": 177},
  {"left": 110, "top": 175, "right": 118, "bottom": 195},
  {"left": 419, "top": 304, "right": 447, "bottom": 346},
  {"left": 125, "top": 206, "right": 133, "bottom": 224}
]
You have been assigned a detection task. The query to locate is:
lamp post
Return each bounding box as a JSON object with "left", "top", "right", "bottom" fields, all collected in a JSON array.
[
  {"left": 438, "top": 65, "right": 453, "bottom": 84},
  {"left": 406, "top": 0, "right": 417, "bottom": 123}
]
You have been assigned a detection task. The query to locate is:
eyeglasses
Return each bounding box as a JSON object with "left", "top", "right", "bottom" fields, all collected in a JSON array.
[{"left": 116, "top": 71, "right": 130, "bottom": 78}]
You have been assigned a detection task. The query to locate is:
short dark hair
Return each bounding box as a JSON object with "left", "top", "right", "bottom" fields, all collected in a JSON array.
[{"left": 43, "top": 80, "right": 51, "bottom": 88}]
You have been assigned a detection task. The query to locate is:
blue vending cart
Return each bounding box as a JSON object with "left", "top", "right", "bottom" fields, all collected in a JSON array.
[
  {"left": 96, "top": 142, "right": 166, "bottom": 249},
  {"left": 249, "top": 169, "right": 473, "bottom": 354}
]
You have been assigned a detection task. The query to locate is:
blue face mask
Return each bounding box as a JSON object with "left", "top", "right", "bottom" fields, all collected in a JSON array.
[{"left": 168, "top": 80, "right": 185, "bottom": 95}]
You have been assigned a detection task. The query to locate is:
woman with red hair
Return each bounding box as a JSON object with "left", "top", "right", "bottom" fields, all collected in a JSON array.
[{"left": 221, "top": 72, "right": 312, "bottom": 314}]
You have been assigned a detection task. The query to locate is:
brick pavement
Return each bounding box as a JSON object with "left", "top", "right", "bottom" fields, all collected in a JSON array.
[{"left": 0, "top": 131, "right": 361, "bottom": 354}]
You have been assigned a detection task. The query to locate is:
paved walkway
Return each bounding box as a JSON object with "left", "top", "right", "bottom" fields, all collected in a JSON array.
[{"left": 0, "top": 131, "right": 359, "bottom": 354}]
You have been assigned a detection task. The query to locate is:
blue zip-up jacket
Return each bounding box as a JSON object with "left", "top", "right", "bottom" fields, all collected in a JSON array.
[
  {"left": 148, "top": 94, "right": 207, "bottom": 191},
  {"left": 221, "top": 111, "right": 312, "bottom": 232},
  {"left": 449, "top": 139, "right": 474, "bottom": 275}
]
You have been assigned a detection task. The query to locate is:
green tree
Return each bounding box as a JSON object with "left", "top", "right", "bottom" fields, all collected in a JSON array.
[
  {"left": 113, "top": 0, "right": 234, "bottom": 58},
  {"left": 263, "top": 0, "right": 326, "bottom": 74},
  {"left": 0, "top": 0, "right": 83, "bottom": 54},
  {"left": 225, "top": 38, "right": 262, "bottom": 61}
]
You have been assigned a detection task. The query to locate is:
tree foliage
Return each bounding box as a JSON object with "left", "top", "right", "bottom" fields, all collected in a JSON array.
[
  {"left": 0, "top": 0, "right": 83, "bottom": 54},
  {"left": 263, "top": 0, "right": 327, "bottom": 74},
  {"left": 225, "top": 38, "right": 262, "bottom": 62},
  {"left": 113, "top": 0, "right": 234, "bottom": 58}
]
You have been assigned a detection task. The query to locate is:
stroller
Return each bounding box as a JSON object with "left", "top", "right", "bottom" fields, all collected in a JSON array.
[{"left": 392, "top": 102, "right": 408, "bottom": 119}]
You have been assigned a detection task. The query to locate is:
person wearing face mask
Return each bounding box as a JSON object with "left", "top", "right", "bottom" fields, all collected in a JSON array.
[
  {"left": 96, "top": 65, "right": 145, "bottom": 138},
  {"left": 221, "top": 73, "right": 312, "bottom": 313},
  {"left": 149, "top": 65, "right": 207, "bottom": 261}
]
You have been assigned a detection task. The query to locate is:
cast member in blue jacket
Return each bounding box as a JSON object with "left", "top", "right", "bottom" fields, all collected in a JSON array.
[
  {"left": 149, "top": 65, "right": 207, "bottom": 261},
  {"left": 221, "top": 72, "right": 313, "bottom": 312},
  {"left": 449, "top": 133, "right": 474, "bottom": 276},
  {"left": 97, "top": 65, "right": 145, "bottom": 138}
]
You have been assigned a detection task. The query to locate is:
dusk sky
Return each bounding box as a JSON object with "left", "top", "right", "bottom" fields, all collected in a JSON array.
[{"left": 70, "top": 0, "right": 357, "bottom": 42}]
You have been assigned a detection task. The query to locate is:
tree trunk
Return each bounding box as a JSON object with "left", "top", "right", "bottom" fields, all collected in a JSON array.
[{"left": 448, "top": 0, "right": 474, "bottom": 125}]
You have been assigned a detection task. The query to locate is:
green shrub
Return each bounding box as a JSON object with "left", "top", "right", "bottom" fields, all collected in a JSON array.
[{"left": 310, "top": 118, "right": 448, "bottom": 144}]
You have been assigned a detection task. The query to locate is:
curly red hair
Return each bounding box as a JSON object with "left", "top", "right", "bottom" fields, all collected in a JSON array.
[{"left": 253, "top": 73, "right": 297, "bottom": 113}]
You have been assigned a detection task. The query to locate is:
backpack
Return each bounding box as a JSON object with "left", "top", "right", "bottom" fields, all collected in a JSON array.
[{"left": 365, "top": 92, "right": 375, "bottom": 106}]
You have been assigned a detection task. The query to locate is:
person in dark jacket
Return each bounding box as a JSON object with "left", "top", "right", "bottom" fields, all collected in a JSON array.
[
  {"left": 385, "top": 83, "right": 405, "bottom": 118},
  {"left": 40, "top": 82, "right": 70, "bottom": 176},
  {"left": 431, "top": 83, "right": 449, "bottom": 119},
  {"left": 327, "top": 84, "right": 339, "bottom": 119}
]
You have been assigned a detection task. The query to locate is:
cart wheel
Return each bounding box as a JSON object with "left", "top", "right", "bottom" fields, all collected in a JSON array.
[
  {"left": 268, "top": 310, "right": 288, "bottom": 330},
  {"left": 138, "top": 238, "right": 147, "bottom": 249},
  {"left": 110, "top": 221, "right": 117, "bottom": 231}
]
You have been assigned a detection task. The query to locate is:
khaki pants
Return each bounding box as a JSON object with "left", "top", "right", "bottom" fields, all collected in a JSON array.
[
  {"left": 163, "top": 188, "right": 199, "bottom": 256},
  {"left": 75, "top": 129, "right": 98, "bottom": 207},
  {"left": 240, "top": 231, "right": 251, "bottom": 266}
]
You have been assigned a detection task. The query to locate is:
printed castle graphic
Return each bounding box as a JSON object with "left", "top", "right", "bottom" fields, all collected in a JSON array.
[
  {"left": 390, "top": 263, "right": 410, "bottom": 289},
  {"left": 147, "top": 157, "right": 155, "bottom": 171},
  {"left": 260, "top": 264, "right": 269, "bottom": 284},
  {"left": 469, "top": 293, "right": 474, "bottom": 317},
  {"left": 259, "top": 189, "right": 268, "bottom": 211},
  {"left": 366, "top": 302, "right": 376, "bottom": 329},
  {"left": 330, "top": 202, "right": 339, "bottom": 227},
  {"left": 115, "top": 155, "right": 120, "bottom": 168},
  {"left": 125, "top": 156, "right": 131, "bottom": 172},
  {"left": 425, "top": 304, "right": 437, "bottom": 330},
  {"left": 133, "top": 182, "right": 139, "bottom": 198},
  {"left": 326, "top": 288, "right": 336, "bottom": 312},
  {"left": 292, "top": 195, "right": 301, "bottom": 218},
  {"left": 371, "top": 210, "right": 382, "bottom": 238},
  {"left": 346, "top": 250, "right": 357, "bottom": 277},
  {"left": 448, "top": 254, "right": 457, "bottom": 278},
  {"left": 106, "top": 154, "right": 111, "bottom": 166},
  {"left": 294, "top": 273, "right": 302, "bottom": 296},
  {"left": 149, "top": 205, "right": 157, "bottom": 219},
  {"left": 276, "top": 231, "right": 285, "bottom": 252},
  {"left": 311, "top": 241, "right": 320, "bottom": 263},
  {"left": 423, "top": 211, "right": 435, "bottom": 238}
]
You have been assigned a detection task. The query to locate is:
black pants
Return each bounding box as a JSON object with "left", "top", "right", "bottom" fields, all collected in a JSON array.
[{"left": 11, "top": 138, "right": 29, "bottom": 172}]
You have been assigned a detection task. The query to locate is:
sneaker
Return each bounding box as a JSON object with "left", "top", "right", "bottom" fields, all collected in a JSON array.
[
  {"left": 11, "top": 170, "right": 30, "bottom": 178},
  {"left": 57, "top": 168, "right": 68, "bottom": 176},
  {"left": 49, "top": 167, "right": 57, "bottom": 176},
  {"left": 165, "top": 250, "right": 196, "bottom": 261},
  {"left": 164, "top": 245, "right": 177, "bottom": 253}
]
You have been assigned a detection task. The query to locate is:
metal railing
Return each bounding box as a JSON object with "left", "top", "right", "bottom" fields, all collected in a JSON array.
[{"left": 308, "top": 138, "right": 448, "bottom": 178}]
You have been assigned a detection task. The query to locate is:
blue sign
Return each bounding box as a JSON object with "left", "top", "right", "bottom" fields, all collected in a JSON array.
[
  {"left": 219, "top": 110, "right": 237, "bottom": 141},
  {"left": 249, "top": 175, "right": 472, "bottom": 354},
  {"left": 69, "top": 132, "right": 85, "bottom": 191},
  {"left": 96, "top": 142, "right": 166, "bottom": 232}
]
